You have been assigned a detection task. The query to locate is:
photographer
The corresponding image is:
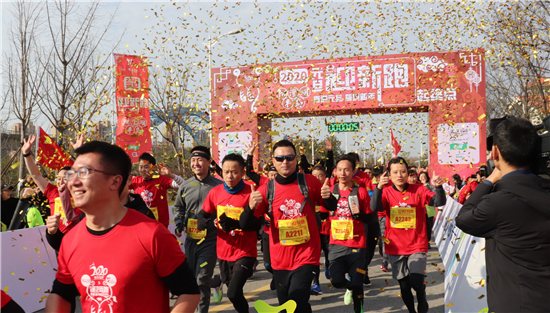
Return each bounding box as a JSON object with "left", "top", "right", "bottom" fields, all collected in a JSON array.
[{"left": 456, "top": 116, "right": 550, "bottom": 312}]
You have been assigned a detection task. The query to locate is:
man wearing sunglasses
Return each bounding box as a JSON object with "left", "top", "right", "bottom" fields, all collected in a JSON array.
[
  {"left": 240, "top": 139, "right": 336, "bottom": 313},
  {"left": 45, "top": 141, "right": 200, "bottom": 313}
]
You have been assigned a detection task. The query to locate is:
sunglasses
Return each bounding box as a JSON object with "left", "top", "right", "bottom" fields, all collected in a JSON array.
[{"left": 273, "top": 155, "right": 296, "bottom": 163}]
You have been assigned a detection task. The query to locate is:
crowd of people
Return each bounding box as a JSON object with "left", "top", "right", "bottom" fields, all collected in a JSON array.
[{"left": 1, "top": 115, "right": 549, "bottom": 313}]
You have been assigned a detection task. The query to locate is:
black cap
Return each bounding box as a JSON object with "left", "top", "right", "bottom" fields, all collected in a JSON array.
[
  {"left": 2, "top": 184, "right": 13, "bottom": 191},
  {"left": 487, "top": 116, "right": 510, "bottom": 151}
]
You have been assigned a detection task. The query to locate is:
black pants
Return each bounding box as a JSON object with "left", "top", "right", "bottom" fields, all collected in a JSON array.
[
  {"left": 314, "top": 233, "right": 330, "bottom": 285},
  {"left": 220, "top": 257, "right": 256, "bottom": 313},
  {"left": 426, "top": 215, "right": 434, "bottom": 244},
  {"left": 273, "top": 264, "right": 319, "bottom": 313},
  {"left": 329, "top": 249, "right": 366, "bottom": 313},
  {"left": 364, "top": 222, "right": 380, "bottom": 281},
  {"left": 185, "top": 238, "right": 218, "bottom": 313}
]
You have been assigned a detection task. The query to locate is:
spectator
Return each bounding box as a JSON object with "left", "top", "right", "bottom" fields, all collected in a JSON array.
[
  {"left": 456, "top": 116, "right": 550, "bottom": 312},
  {"left": 1, "top": 184, "right": 18, "bottom": 229}
]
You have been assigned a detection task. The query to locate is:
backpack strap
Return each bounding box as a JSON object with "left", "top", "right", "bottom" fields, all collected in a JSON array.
[
  {"left": 297, "top": 173, "right": 315, "bottom": 213},
  {"left": 332, "top": 183, "right": 360, "bottom": 216},
  {"left": 267, "top": 179, "right": 275, "bottom": 217}
]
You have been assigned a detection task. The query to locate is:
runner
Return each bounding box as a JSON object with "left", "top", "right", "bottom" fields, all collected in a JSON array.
[
  {"left": 21, "top": 135, "right": 82, "bottom": 241},
  {"left": 130, "top": 152, "right": 184, "bottom": 227},
  {"left": 45, "top": 141, "right": 200, "bottom": 313},
  {"left": 325, "top": 154, "right": 374, "bottom": 312},
  {"left": 371, "top": 166, "right": 390, "bottom": 272},
  {"left": 197, "top": 153, "right": 260, "bottom": 313},
  {"left": 239, "top": 139, "right": 336, "bottom": 313},
  {"left": 371, "top": 157, "right": 446, "bottom": 313},
  {"left": 174, "top": 146, "right": 223, "bottom": 313},
  {"left": 311, "top": 164, "right": 330, "bottom": 295}
]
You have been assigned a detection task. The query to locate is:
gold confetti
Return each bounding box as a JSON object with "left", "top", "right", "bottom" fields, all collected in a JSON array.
[
  {"left": 452, "top": 273, "right": 459, "bottom": 277},
  {"left": 456, "top": 253, "right": 461, "bottom": 261},
  {"left": 446, "top": 303, "right": 455, "bottom": 307},
  {"left": 11, "top": 161, "right": 21, "bottom": 169},
  {"left": 478, "top": 294, "right": 485, "bottom": 299}
]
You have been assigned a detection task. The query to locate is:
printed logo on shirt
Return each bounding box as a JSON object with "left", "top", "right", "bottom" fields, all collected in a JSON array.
[
  {"left": 335, "top": 197, "right": 352, "bottom": 219},
  {"left": 141, "top": 190, "right": 154, "bottom": 208},
  {"left": 81, "top": 263, "right": 118, "bottom": 312},
  {"left": 280, "top": 199, "right": 303, "bottom": 219}
]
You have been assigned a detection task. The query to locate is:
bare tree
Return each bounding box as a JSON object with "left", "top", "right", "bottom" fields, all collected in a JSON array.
[
  {"left": 4, "top": 0, "right": 49, "bottom": 179},
  {"left": 38, "top": 0, "right": 123, "bottom": 148},
  {"left": 485, "top": 1, "right": 550, "bottom": 122},
  {"left": 149, "top": 62, "right": 209, "bottom": 173}
]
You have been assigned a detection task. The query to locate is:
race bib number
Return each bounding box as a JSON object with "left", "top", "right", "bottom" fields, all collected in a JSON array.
[
  {"left": 54, "top": 197, "right": 75, "bottom": 222},
  {"left": 331, "top": 219, "right": 354, "bottom": 240},
  {"left": 187, "top": 218, "right": 207, "bottom": 240},
  {"left": 217, "top": 205, "right": 244, "bottom": 231},
  {"left": 278, "top": 216, "right": 310, "bottom": 246},
  {"left": 150, "top": 207, "right": 159, "bottom": 221},
  {"left": 390, "top": 207, "right": 416, "bottom": 229}
]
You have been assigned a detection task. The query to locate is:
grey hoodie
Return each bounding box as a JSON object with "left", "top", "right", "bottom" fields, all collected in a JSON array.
[{"left": 174, "top": 173, "right": 222, "bottom": 242}]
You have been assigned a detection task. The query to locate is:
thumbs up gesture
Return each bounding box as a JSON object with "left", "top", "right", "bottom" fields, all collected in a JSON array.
[
  {"left": 377, "top": 171, "right": 390, "bottom": 189},
  {"left": 249, "top": 184, "right": 263, "bottom": 210},
  {"left": 46, "top": 213, "right": 61, "bottom": 235},
  {"left": 432, "top": 171, "right": 444, "bottom": 187},
  {"left": 321, "top": 178, "right": 331, "bottom": 199}
]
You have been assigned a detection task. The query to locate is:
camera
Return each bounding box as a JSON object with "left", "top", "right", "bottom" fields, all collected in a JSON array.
[{"left": 486, "top": 115, "right": 550, "bottom": 179}]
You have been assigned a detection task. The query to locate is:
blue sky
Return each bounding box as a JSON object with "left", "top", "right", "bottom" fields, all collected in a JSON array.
[{"left": 2, "top": 0, "right": 487, "bottom": 158}]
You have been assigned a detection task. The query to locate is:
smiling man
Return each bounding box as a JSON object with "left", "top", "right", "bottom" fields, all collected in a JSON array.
[
  {"left": 239, "top": 139, "right": 336, "bottom": 313},
  {"left": 174, "top": 146, "right": 223, "bottom": 313},
  {"left": 45, "top": 141, "right": 199, "bottom": 313}
]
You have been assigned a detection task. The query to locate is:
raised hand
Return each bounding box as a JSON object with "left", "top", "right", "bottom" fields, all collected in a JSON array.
[
  {"left": 432, "top": 171, "right": 444, "bottom": 187},
  {"left": 247, "top": 142, "right": 257, "bottom": 156},
  {"left": 159, "top": 164, "right": 172, "bottom": 177},
  {"left": 46, "top": 213, "right": 61, "bottom": 235},
  {"left": 378, "top": 171, "right": 390, "bottom": 189},
  {"left": 70, "top": 133, "right": 85, "bottom": 150},
  {"left": 325, "top": 138, "right": 332, "bottom": 151},
  {"left": 22, "top": 135, "right": 36, "bottom": 155},
  {"left": 321, "top": 178, "right": 331, "bottom": 199},
  {"left": 249, "top": 184, "right": 263, "bottom": 210}
]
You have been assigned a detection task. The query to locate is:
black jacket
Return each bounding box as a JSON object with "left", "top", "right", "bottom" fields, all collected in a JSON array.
[{"left": 455, "top": 173, "right": 550, "bottom": 312}]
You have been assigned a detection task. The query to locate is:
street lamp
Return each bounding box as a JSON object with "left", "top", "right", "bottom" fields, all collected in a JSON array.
[{"left": 203, "top": 27, "right": 245, "bottom": 151}]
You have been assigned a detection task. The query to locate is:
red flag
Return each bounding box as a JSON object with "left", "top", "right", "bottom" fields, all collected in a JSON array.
[
  {"left": 36, "top": 127, "right": 73, "bottom": 171},
  {"left": 390, "top": 129, "right": 402, "bottom": 158}
]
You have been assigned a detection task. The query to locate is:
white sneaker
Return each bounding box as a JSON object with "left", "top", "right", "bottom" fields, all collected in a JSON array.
[{"left": 344, "top": 289, "right": 353, "bottom": 305}]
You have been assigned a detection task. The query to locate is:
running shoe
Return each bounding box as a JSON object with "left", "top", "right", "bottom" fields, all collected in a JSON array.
[
  {"left": 344, "top": 289, "right": 353, "bottom": 305},
  {"left": 310, "top": 283, "right": 323, "bottom": 296},
  {"left": 324, "top": 260, "right": 330, "bottom": 280},
  {"left": 213, "top": 281, "right": 223, "bottom": 304},
  {"left": 381, "top": 261, "right": 389, "bottom": 272},
  {"left": 363, "top": 275, "right": 371, "bottom": 287}
]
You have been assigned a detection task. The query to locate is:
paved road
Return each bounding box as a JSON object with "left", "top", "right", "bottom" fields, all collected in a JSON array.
[
  {"left": 37, "top": 244, "right": 444, "bottom": 313},
  {"left": 173, "top": 243, "right": 445, "bottom": 313}
]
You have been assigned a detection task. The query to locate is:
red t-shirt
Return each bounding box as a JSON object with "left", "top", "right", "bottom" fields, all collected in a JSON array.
[
  {"left": 318, "top": 205, "right": 331, "bottom": 236},
  {"left": 202, "top": 184, "right": 257, "bottom": 262},
  {"left": 43, "top": 183, "right": 82, "bottom": 234},
  {"left": 130, "top": 176, "right": 173, "bottom": 227},
  {"left": 56, "top": 209, "right": 185, "bottom": 313},
  {"left": 380, "top": 184, "right": 435, "bottom": 255},
  {"left": 1, "top": 291, "right": 11, "bottom": 308},
  {"left": 458, "top": 180, "right": 479, "bottom": 204},
  {"left": 253, "top": 174, "right": 323, "bottom": 271},
  {"left": 327, "top": 186, "right": 371, "bottom": 248}
]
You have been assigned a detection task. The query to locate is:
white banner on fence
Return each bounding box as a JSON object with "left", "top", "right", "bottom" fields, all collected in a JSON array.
[
  {"left": 1, "top": 226, "right": 58, "bottom": 313},
  {"left": 433, "top": 196, "right": 489, "bottom": 313}
]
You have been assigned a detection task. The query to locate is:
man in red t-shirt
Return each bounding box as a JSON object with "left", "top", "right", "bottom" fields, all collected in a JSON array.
[
  {"left": 371, "top": 157, "right": 446, "bottom": 313},
  {"left": 45, "top": 141, "right": 199, "bottom": 313},
  {"left": 130, "top": 152, "right": 184, "bottom": 227},
  {"left": 197, "top": 153, "right": 260, "bottom": 313},
  {"left": 21, "top": 135, "right": 82, "bottom": 237},
  {"left": 323, "top": 154, "right": 374, "bottom": 312},
  {"left": 240, "top": 140, "right": 336, "bottom": 313}
]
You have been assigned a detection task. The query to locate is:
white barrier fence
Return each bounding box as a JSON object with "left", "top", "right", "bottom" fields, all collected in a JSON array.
[{"left": 434, "top": 196, "right": 489, "bottom": 313}]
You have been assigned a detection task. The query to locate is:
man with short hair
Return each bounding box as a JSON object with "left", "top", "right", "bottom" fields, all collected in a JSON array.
[
  {"left": 45, "top": 141, "right": 200, "bottom": 313},
  {"left": 240, "top": 139, "right": 336, "bottom": 313},
  {"left": 371, "top": 157, "right": 446, "bottom": 313},
  {"left": 1, "top": 184, "right": 18, "bottom": 228},
  {"left": 456, "top": 116, "right": 550, "bottom": 312},
  {"left": 174, "top": 146, "right": 223, "bottom": 313},
  {"left": 197, "top": 153, "right": 260, "bottom": 313},
  {"left": 323, "top": 154, "right": 373, "bottom": 311},
  {"left": 130, "top": 152, "right": 184, "bottom": 227}
]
